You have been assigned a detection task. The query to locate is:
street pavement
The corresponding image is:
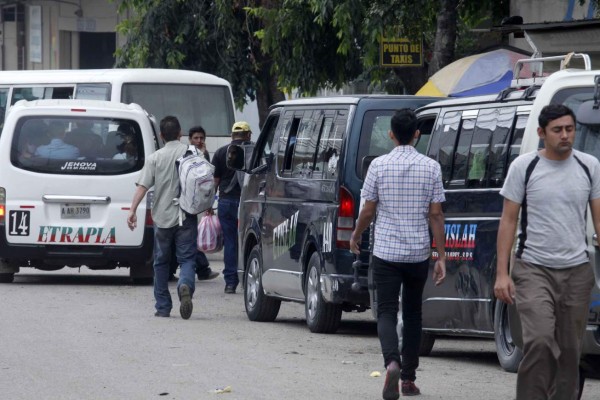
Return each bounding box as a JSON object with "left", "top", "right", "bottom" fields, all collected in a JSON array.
[{"left": 1, "top": 256, "right": 599, "bottom": 400}]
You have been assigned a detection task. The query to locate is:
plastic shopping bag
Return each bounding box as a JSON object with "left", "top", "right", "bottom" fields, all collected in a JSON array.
[{"left": 197, "top": 214, "right": 223, "bottom": 253}]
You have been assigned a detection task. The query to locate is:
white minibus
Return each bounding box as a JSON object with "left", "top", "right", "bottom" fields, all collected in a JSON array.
[{"left": 0, "top": 68, "right": 236, "bottom": 155}]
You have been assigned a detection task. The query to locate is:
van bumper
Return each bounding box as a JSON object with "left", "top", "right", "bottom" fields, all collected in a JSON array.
[
  {"left": 320, "top": 273, "right": 370, "bottom": 306},
  {"left": 0, "top": 226, "right": 154, "bottom": 268}
]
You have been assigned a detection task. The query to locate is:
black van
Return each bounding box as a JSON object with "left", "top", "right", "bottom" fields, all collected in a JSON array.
[
  {"left": 229, "top": 95, "right": 438, "bottom": 333},
  {"left": 411, "top": 89, "right": 536, "bottom": 371}
]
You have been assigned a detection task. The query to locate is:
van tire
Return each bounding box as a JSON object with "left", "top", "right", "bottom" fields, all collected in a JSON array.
[
  {"left": 244, "top": 245, "right": 281, "bottom": 322},
  {"left": 130, "top": 259, "right": 154, "bottom": 285},
  {"left": 305, "top": 252, "right": 342, "bottom": 334},
  {"left": 0, "top": 273, "right": 14, "bottom": 283},
  {"left": 494, "top": 299, "right": 523, "bottom": 372},
  {"left": 419, "top": 333, "right": 436, "bottom": 356}
]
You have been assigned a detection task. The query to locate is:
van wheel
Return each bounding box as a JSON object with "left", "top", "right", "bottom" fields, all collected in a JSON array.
[
  {"left": 419, "top": 333, "right": 436, "bottom": 356},
  {"left": 494, "top": 299, "right": 523, "bottom": 372},
  {"left": 0, "top": 273, "right": 14, "bottom": 283},
  {"left": 130, "top": 259, "right": 154, "bottom": 285},
  {"left": 305, "top": 252, "right": 342, "bottom": 333},
  {"left": 244, "top": 245, "right": 280, "bottom": 322}
]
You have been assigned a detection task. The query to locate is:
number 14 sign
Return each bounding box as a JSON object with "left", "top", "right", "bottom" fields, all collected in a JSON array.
[{"left": 9, "top": 211, "right": 30, "bottom": 236}]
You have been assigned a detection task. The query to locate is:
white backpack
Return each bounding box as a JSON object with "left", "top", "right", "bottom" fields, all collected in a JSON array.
[{"left": 176, "top": 145, "right": 215, "bottom": 218}]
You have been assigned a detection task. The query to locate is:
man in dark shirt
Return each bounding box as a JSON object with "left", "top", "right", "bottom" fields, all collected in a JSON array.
[{"left": 212, "top": 121, "right": 251, "bottom": 293}]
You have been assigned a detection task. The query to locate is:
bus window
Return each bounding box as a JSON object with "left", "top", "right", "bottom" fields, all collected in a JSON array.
[
  {"left": 75, "top": 83, "right": 111, "bottom": 100},
  {"left": 11, "top": 86, "right": 74, "bottom": 105},
  {"left": 121, "top": 83, "right": 234, "bottom": 137}
]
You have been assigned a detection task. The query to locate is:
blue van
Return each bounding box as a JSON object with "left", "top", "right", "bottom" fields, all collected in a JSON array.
[{"left": 230, "top": 95, "right": 438, "bottom": 333}]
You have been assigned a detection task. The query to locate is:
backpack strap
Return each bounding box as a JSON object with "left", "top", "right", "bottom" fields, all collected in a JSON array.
[{"left": 516, "top": 155, "right": 540, "bottom": 258}]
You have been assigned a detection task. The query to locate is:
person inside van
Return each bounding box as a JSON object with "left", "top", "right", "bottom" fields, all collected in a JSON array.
[
  {"left": 66, "top": 120, "right": 103, "bottom": 159},
  {"left": 34, "top": 121, "right": 80, "bottom": 159},
  {"left": 349, "top": 109, "right": 446, "bottom": 399},
  {"left": 112, "top": 133, "right": 137, "bottom": 160}
]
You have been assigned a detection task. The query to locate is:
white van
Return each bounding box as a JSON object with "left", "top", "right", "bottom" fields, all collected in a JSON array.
[
  {"left": 0, "top": 68, "right": 236, "bottom": 157},
  {"left": 0, "top": 99, "right": 160, "bottom": 283}
]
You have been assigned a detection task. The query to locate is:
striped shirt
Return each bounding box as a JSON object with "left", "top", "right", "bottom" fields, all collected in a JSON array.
[{"left": 362, "top": 145, "right": 445, "bottom": 262}]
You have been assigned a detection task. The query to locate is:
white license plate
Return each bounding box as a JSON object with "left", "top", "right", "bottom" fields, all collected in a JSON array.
[{"left": 61, "top": 203, "right": 90, "bottom": 219}]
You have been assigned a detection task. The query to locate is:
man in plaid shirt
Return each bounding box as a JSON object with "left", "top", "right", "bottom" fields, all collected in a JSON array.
[{"left": 350, "top": 108, "right": 446, "bottom": 399}]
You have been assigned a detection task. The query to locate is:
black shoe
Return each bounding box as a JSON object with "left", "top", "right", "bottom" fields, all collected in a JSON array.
[
  {"left": 178, "top": 284, "right": 193, "bottom": 320},
  {"left": 382, "top": 362, "right": 401, "bottom": 400},
  {"left": 154, "top": 311, "right": 170, "bottom": 318},
  {"left": 197, "top": 269, "right": 220, "bottom": 281},
  {"left": 168, "top": 274, "right": 178, "bottom": 282},
  {"left": 224, "top": 284, "right": 236, "bottom": 294}
]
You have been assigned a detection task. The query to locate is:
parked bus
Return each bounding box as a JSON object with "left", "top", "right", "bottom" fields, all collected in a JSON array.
[{"left": 0, "top": 68, "right": 236, "bottom": 156}]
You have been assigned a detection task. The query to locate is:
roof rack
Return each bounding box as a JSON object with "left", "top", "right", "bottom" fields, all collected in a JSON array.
[{"left": 511, "top": 53, "right": 591, "bottom": 88}]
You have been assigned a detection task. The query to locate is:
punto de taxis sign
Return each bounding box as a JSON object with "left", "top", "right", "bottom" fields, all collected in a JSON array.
[{"left": 380, "top": 37, "right": 423, "bottom": 67}]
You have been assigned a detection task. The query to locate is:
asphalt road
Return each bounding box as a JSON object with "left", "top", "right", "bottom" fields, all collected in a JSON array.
[{"left": 1, "top": 259, "right": 599, "bottom": 400}]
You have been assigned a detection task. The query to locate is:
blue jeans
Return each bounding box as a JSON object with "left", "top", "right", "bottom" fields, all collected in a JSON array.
[
  {"left": 218, "top": 197, "right": 239, "bottom": 287},
  {"left": 153, "top": 216, "right": 198, "bottom": 314},
  {"left": 372, "top": 256, "right": 429, "bottom": 381}
]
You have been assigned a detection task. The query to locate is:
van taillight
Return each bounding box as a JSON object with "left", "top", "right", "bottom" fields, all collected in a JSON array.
[
  {"left": 336, "top": 186, "right": 354, "bottom": 249},
  {"left": 145, "top": 209, "right": 153, "bottom": 226},
  {"left": 0, "top": 188, "right": 5, "bottom": 225}
]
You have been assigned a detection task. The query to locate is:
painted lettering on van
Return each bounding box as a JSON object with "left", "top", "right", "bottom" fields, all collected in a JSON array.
[
  {"left": 60, "top": 162, "right": 97, "bottom": 171},
  {"left": 431, "top": 223, "right": 477, "bottom": 261},
  {"left": 273, "top": 211, "right": 299, "bottom": 260},
  {"left": 37, "top": 226, "right": 116, "bottom": 244}
]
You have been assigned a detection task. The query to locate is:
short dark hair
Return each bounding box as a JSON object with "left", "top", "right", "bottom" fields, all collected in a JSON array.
[
  {"left": 538, "top": 104, "right": 576, "bottom": 129},
  {"left": 188, "top": 126, "right": 206, "bottom": 138},
  {"left": 160, "top": 116, "right": 181, "bottom": 141},
  {"left": 390, "top": 108, "right": 418, "bottom": 145}
]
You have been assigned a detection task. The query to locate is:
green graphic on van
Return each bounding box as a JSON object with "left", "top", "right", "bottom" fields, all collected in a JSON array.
[
  {"left": 37, "top": 226, "right": 116, "bottom": 243},
  {"left": 431, "top": 223, "right": 477, "bottom": 261},
  {"left": 273, "top": 211, "right": 299, "bottom": 259}
]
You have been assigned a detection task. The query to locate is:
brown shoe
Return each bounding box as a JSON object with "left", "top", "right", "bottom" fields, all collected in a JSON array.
[
  {"left": 382, "top": 362, "right": 401, "bottom": 400},
  {"left": 401, "top": 380, "right": 420, "bottom": 396}
]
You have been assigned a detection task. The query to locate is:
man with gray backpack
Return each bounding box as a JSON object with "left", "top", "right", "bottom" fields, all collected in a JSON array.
[
  {"left": 212, "top": 121, "right": 252, "bottom": 294},
  {"left": 127, "top": 115, "right": 213, "bottom": 319}
]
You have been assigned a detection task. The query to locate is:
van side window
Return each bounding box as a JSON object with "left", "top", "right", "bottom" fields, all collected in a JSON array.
[
  {"left": 316, "top": 109, "right": 347, "bottom": 180},
  {"left": 486, "top": 107, "right": 517, "bottom": 187},
  {"left": 313, "top": 114, "right": 335, "bottom": 179},
  {"left": 450, "top": 116, "right": 475, "bottom": 186},
  {"left": 11, "top": 86, "right": 74, "bottom": 105},
  {"left": 415, "top": 117, "right": 435, "bottom": 154},
  {"left": 279, "top": 113, "right": 302, "bottom": 174},
  {"left": 253, "top": 114, "right": 279, "bottom": 169},
  {"left": 290, "top": 111, "right": 319, "bottom": 178},
  {"left": 507, "top": 114, "right": 528, "bottom": 170},
  {"left": 429, "top": 111, "right": 461, "bottom": 186}
]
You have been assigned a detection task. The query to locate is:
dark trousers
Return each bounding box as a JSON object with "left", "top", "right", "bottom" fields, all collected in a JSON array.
[
  {"left": 372, "top": 255, "right": 429, "bottom": 381},
  {"left": 218, "top": 197, "right": 240, "bottom": 287}
]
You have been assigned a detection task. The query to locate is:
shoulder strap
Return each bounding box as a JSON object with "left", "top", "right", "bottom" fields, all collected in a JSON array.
[
  {"left": 516, "top": 155, "right": 540, "bottom": 258},
  {"left": 573, "top": 154, "right": 592, "bottom": 184}
]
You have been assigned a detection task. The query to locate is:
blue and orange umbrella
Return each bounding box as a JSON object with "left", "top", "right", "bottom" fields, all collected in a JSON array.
[{"left": 416, "top": 48, "right": 533, "bottom": 97}]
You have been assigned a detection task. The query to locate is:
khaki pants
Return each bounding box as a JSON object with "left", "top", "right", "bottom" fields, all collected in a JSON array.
[{"left": 512, "top": 259, "right": 594, "bottom": 400}]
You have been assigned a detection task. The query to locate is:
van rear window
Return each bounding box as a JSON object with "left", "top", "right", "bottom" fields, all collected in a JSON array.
[{"left": 10, "top": 116, "right": 144, "bottom": 175}]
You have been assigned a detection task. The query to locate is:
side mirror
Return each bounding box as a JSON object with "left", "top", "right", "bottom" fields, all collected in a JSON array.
[
  {"left": 577, "top": 100, "right": 600, "bottom": 126},
  {"left": 226, "top": 143, "right": 254, "bottom": 171},
  {"left": 361, "top": 155, "right": 377, "bottom": 180}
]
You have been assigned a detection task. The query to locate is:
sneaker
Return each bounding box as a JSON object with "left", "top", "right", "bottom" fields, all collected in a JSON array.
[
  {"left": 382, "top": 362, "right": 401, "bottom": 400},
  {"left": 178, "top": 284, "right": 193, "bottom": 320},
  {"left": 224, "top": 284, "right": 236, "bottom": 294},
  {"left": 154, "top": 311, "right": 170, "bottom": 318},
  {"left": 401, "top": 380, "right": 420, "bottom": 396},
  {"left": 197, "top": 269, "right": 220, "bottom": 281}
]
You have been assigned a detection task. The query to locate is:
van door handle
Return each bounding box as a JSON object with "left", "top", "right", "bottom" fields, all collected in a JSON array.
[
  {"left": 594, "top": 233, "right": 598, "bottom": 247},
  {"left": 43, "top": 195, "right": 111, "bottom": 204}
]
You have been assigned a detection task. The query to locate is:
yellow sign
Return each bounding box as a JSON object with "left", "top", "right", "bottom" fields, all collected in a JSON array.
[{"left": 380, "top": 38, "right": 423, "bottom": 67}]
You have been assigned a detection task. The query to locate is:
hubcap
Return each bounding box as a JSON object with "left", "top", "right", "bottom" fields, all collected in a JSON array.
[
  {"left": 306, "top": 266, "right": 319, "bottom": 320},
  {"left": 246, "top": 257, "right": 260, "bottom": 309}
]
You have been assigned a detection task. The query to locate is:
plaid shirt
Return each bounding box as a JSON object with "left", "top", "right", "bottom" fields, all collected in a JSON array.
[{"left": 362, "top": 145, "right": 445, "bottom": 263}]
